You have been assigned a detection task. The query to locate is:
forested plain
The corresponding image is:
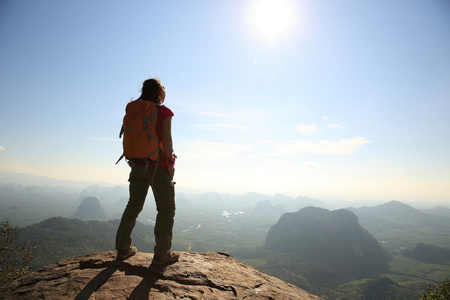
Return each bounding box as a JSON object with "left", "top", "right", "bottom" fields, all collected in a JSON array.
[{"left": 1, "top": 182, "right": 450, "bottom": 299}]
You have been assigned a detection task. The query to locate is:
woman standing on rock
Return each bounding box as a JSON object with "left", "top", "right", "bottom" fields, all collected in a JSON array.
[{"left": 115, "top": 78, "right": 179, "bottom": 265}]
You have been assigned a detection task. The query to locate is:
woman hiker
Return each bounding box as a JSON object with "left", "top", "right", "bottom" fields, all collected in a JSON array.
[{"left": 115, "top": 78, "right": 179, "bottom": 265}]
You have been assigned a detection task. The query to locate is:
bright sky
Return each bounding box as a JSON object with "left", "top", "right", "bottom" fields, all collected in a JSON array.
[{"left": 1, "top": 0, "right": 449, "bottom": 204}]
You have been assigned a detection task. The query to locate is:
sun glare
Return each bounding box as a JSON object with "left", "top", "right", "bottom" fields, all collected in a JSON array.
[{"left": 249, "top": 0, "right": 297, "bottom": 44}]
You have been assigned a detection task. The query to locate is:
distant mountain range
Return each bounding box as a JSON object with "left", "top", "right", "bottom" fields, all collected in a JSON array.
[
  {"left": 0, "top": 171, "right": 117, "bottom": 191},
  {"left": 347, "top": 200, "right": 450, "bottom": 248},
  {"left": 1, "top": 171, "right": 448, "bottom": 217},
  {"left": 420, "top": 205, "right": 450, "bottom": 218},
  {"left": 251, "top": 200, "right": 285, "bottom": 217}
]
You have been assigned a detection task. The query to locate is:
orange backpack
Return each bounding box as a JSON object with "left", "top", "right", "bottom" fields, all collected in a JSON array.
[{"left": 116, "top": 100, "right": 161, "bottom": 164}]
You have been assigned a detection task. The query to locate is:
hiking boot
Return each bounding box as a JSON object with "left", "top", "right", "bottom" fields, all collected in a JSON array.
[
  {"left": 116, "top": 246, "right": 137, "bottom": 261},
  {"left": 152, "top": 251, "right": 180, "bottom": 265}
]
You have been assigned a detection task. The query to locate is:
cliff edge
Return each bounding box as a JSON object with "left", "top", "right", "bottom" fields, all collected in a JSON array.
[{"left": 0, "top": 251, "right": 321, "bottom": 299}]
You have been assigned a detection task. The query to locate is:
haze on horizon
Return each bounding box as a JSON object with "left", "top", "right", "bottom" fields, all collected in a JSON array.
[{"left": 1, "top": 1, "right": 449, "bottom": 205}]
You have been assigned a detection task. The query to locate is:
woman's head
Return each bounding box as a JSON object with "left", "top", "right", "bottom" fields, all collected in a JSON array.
[{"left": 139, "top": 78, "right": 165, "bottom": 104}]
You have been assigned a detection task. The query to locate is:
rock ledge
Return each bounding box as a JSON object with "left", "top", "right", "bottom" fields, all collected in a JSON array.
[{"left": 0, "top": 251, "right": 321, "bottom": 299}]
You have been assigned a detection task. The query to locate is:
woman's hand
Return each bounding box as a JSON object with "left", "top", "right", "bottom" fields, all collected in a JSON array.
[{"left": 168, "top": 166, "right": 175, "bottom": 179}]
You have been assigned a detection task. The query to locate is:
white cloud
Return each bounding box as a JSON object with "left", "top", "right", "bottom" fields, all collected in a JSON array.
[
  {"left": 0, "top": 146, "right": 5, "bottom": 151},
  {"left": 271, "top": 137, "right": 371, "bottom": 156},
  {"left": 295, "top": 124, "right": 318, "bottom": 135}
]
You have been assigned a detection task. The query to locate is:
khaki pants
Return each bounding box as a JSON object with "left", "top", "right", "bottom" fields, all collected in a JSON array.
[{"left": 115, "top": 164, "right": 175, "bottom": 255}]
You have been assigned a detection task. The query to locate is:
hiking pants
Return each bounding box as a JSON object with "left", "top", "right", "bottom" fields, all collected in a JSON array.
[{"left": 115, "top": 164, "right": 176, "bottom": 255}]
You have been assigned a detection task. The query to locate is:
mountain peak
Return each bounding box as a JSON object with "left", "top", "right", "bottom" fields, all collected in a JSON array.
[
  {"left": 265, "top": 207, "right": 388, "bottom": 279},
  {"left": 0, "top": 251, "right": 321, "bottom": 300},
  {"left": 372, "top": 200, "right": 425, "bottom": 219},
  {"left": 74, "top": 196, "right": 107, "bottom": 220}
]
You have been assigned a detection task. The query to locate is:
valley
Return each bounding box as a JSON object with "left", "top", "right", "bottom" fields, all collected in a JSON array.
[{"left": 1, "top": 180, "right": 450, "bottom": 299}]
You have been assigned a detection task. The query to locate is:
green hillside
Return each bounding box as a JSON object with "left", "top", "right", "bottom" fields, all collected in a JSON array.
[{"left": 18, "top": 217, "right": 155, "bottom": 270}]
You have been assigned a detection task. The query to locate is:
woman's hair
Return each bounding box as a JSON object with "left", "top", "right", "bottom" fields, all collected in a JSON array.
[{"left": 138, "top": 78, "right": 165, "bottom": 103}]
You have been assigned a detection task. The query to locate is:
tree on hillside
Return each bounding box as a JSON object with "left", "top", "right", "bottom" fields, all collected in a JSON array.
[
  {"left": 0, "top": 221, "right": 34, "bottom": 285},
  {"left": 420, "top": 277, "right": 450, "bottom": 300}
]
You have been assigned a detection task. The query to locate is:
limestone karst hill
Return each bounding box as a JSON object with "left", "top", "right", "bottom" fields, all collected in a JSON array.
[
  {"left": 74, "top": 196, "right": 107, "bottom": 220},
  {"left": 0, "top": 251, "right": 321, "bottom": 300},
  {"left": 264, "top": 207, "right": 388, "bottom": 279}
]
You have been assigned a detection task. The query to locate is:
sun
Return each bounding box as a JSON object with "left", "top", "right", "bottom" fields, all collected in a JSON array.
[{"left": 248, "top": 0, "right": 297, "bottom": 44}]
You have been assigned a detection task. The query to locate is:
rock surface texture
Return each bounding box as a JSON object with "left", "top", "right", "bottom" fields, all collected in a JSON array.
[{"left": 0, "top": 251, "right": 321, "bottom": 300}]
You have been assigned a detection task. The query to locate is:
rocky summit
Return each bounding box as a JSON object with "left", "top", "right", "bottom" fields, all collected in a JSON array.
[{"left": 0, "top": 251, "right": 321, "bottom": 300}]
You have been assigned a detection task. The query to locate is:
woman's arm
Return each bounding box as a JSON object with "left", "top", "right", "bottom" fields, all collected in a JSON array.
[
  {"left": 162, "top": 117, "right": 175, "bottom": 178},
  {"left": 162, "top": 117, "right": 173, "bottom": 156}
]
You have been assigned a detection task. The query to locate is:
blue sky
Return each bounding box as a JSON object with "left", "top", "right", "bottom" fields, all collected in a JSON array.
[{"left": 1, "top": 0, "right": 449, "bottom": 204}]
